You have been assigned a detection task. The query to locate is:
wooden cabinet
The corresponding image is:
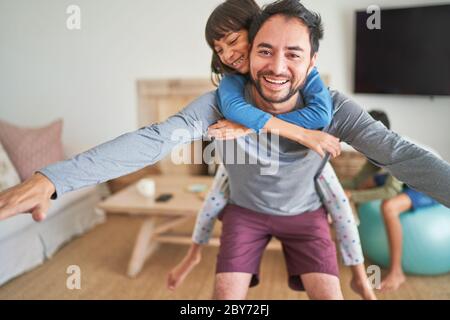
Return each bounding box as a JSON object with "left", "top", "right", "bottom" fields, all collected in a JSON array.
[
  {"left": 330, "top": 151, "right": 366, "bottom": 180},
  {"left": 108, "top": 79, "right": 215, "bottom": 193}
]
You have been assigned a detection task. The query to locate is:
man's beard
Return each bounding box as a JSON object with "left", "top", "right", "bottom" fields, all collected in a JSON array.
[{"left": 250, "top": 71, "right": 305, "bottom": 104}]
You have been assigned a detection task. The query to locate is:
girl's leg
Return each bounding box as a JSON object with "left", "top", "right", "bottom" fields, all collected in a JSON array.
[
  {"left": 380, "top": 193, "right": 412, "bottom": 291},
  {"left": 316, "top": 164, "right": 376, "bottom": 300},
  {"left": 350, "top": 264, "right": 377, "bottom": 300},
  {"left": 167, "top": 243, "right": 203, "bottom": 290},
  {"left": 316, "top": 163, "right": 372, "bottom": 299},
  {"left": 167, "top": 164, "right": 229, "bottom": 290}
]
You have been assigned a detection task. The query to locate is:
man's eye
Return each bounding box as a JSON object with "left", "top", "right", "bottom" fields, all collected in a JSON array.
[
  {"left": 288, "top": 53, "right": 301, "bottom": 59},
  {"left": 217, "top": 50, "right": 223, "bottom": 56}
]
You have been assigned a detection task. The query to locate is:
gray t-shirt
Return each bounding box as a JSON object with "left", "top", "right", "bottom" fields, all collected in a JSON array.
[{"left": 39, "top": 88, "right": 450, "bottom": 214}]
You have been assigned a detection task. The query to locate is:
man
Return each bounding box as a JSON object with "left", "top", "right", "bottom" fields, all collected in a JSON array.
[{"left": 0, "top": 0, "right": 449, "bottom": 300}]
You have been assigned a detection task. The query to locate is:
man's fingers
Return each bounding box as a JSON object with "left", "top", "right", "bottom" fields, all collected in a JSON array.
[
  {"left": 0, "top": 205, "right": 17, "bottom": 221},
  {"left": 32, "top": 211, "right": 46, "bottom": 222},
  {"left": 0, "top": 201, "right": 30, "bottom": 221},
  {"left": 31, "top": 203, "right": 49, "bottom": 222}
]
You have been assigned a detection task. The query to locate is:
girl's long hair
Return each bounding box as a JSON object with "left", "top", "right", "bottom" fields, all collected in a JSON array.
[{"left": 205, "top": 0, "right": 261, "bottom": 86}]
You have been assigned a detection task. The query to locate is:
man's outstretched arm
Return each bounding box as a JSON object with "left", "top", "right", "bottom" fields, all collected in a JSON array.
[
  {"left": 0, "top": 91, "right": 222, "bottom": 221},
  {"left": 329, "top": 91, "right": 450, "bottom": 207}
]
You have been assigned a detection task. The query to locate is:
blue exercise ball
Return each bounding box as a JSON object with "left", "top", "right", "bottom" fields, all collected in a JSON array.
[{"left": 358, "top": 200, "right": 450, "bottom": 275}]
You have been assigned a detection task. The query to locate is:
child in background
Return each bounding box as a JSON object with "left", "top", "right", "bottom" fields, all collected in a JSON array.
[{"left": 343, "top": 110, "right": 439, "bottom": 291}]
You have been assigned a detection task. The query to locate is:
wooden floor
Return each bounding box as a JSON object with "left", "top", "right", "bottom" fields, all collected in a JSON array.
[{"left": 0, "top": 215, "right": 449, "bottom": 300}]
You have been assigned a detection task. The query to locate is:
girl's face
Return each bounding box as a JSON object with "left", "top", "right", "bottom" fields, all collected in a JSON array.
[{"left": 213, "top": 29, "right": 250, "bottom": 74}]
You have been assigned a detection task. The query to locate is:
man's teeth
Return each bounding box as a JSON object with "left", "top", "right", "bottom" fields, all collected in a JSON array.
[
  {"left": 232, "top": 56, "right": 244, "bottom": 67},
  {"left": 264, "top": 77, "right": 289, "bottom": 85}
]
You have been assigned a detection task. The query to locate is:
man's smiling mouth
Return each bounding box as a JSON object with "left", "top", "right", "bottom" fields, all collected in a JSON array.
[
  {"left": 261, "top": 76, "right": 290, "bottom": 91},
  {"left": 263, "top": 76, "right": 289, "bottom": 85}
]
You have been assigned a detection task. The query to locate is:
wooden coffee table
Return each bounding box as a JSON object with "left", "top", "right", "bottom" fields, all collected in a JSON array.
[
  {"left": 97, "top": 174, "right": 214, "bottom": 277},
  {"left": 97, "top": 174, "right": 282, "bottom": 277}
]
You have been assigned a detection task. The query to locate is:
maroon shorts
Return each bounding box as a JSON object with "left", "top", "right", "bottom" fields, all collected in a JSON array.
[{"left": 216, "top": 204, "right": 339, "bottom": 291}]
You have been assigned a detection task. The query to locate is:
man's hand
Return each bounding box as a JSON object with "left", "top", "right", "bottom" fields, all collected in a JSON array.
[
  {"left": 208, "top": 120, "right": 253, "bottom": 140},
  {"left": 0, "top": 173, "right": 56, "bottom": 222},
  {"left": 297, "top": 128, "right": 341, "bottom": 159}
]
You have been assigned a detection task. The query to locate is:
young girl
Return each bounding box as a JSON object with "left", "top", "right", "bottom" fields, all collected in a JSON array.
[{"left": 167, "top": 0, "right": 375, "bottom": 300}]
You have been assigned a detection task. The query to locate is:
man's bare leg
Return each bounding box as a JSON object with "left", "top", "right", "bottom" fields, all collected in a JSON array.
[
  {"left": 380, "top": 193, "right": 412, "bottom": 291},
  {"left": 301, "top": 273, "right": 344, "bottom": 300},
  {"left": 213, "top": 272, "right": 252, "bottom": 300}
]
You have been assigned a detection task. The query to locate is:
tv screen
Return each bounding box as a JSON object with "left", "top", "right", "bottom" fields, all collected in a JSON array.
[{"left": 354, "top": 5, "right": 450, "bottom": 96}]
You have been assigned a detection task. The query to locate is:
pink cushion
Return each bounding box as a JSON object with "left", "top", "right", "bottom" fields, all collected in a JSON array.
[{"left": 0, "top": 119, "right": 64, "bottom": 181}]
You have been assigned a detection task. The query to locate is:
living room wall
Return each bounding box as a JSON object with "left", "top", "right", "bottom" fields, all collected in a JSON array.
[{"left": 1, "top": 0, "right": 449, "bottom": 160}]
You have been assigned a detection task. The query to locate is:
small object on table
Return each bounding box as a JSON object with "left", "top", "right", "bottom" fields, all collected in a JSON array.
[
  {"left": 186, "top": 183, "right": 208, "bottom": 193},
  {"left": 136, "top": 178, "right": 156, "bottom": 198},
  {"left": 155, "top": 193, "right": 173, "bottom": 202}
]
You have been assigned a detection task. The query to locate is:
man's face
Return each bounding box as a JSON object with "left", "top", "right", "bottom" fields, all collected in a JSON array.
[{"left": 250, "top": 14, "right": 316, "bottom": 104}]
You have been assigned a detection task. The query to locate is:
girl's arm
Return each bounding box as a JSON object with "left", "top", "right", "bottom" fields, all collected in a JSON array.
[
  {"left": 217, "top": 68, "right": 333, "bottom": 132},
  {"left": 217, "top": 75, "right": 271, "bottom": 133},
  {"left": 192, "top": 164, "right": 229, "bottom": 245},
  {"left": 316, "top": 162, "right": 364, "bottom": 266},
  {"left": 209, "top": 117, "right": 341, "bottom": 158},
  {"left": 277, "top": 67, "right": 333, "bottom": 129},
  {"left": 216, "top": 72, "right": 339, "bottom": 157}
]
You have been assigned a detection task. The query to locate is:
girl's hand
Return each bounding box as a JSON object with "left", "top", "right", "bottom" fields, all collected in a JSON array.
[
  {"left": 298, "top": 129, "right": 341, "bottom": 159},
  {"left": 261, "top": 117, "right": 340, "bottom": 159},
  {"left": 208, "top": 120, "right": 253, "bottom": 140}
]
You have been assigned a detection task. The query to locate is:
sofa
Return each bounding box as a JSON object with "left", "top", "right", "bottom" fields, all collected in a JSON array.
[
  {"left": 0, "top": 118, "right": 107, "bottom": 286},
  {"left": 0, "top": 185, "right": 107, "bottom": 286}
]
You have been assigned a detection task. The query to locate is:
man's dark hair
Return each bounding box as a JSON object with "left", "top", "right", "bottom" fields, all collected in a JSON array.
[
  {"left": 369, "top": 110, "right": 391, "bottom": 129},
  {"left": 249, "top": 0, "right": 324, "bottom": 57}
]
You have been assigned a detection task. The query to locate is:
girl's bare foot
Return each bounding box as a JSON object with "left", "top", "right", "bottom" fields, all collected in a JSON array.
[
  {"left": 350, "top": 277, "right": 377, "bottom": 300},
  {"left": 167, "top": 249, "right": 201, "bottom": 291},
  {"left": 380, "top": 270, "right": 406, "bottom": 292}
]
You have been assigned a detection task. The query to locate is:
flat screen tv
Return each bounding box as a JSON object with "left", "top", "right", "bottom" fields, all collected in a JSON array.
[{"left": 354, "top": 4, "right": 450, "bottom": 96}]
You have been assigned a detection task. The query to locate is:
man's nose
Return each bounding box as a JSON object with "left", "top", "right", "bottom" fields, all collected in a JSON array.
[{"left": 268, "top": 53, "right": 288, "bottom": 75}]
